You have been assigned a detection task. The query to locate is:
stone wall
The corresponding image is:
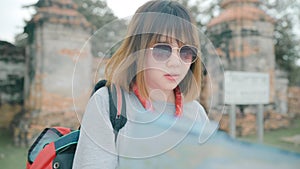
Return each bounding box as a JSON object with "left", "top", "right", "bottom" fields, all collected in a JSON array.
[
  {"left": 0, "top": 41, "right": 25, "bottom": 129},
  {"left": 13, "top": 22, "right": 93, "bottom": 145},
  {"left": 219, "top": 110, "right": 291, "bottom": 136},
  {"left": 274, "top": 70, "right": 289, "bottom": 114},
  {"left": 288, "top": 86, "right": 300, "bottom": 117},
  {"left": 205, "top": 20, "right": 277, "bottom": 107},
  {"left": 0, "top": 104, "right": 22, "bottom": 129},
  {"left": 203, "top": 0, "right": 291, "bottom": 128}
]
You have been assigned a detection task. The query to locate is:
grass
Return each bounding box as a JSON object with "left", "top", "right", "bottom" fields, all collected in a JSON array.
[
  {"left": 238, "top": 118, "right": 300, "bottom": 153},
  {"left": 0, "top": 129, "right": 27, "bottom": 169}
]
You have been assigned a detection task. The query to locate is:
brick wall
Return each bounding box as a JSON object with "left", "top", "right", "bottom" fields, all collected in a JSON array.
[
  {"left": 288, "top": 86, "right": 300, "bottom": 117},
  {"left": 13, "top": 22, "right": 93, "bottom": 146},
  {"left": 219, "top": 110, "right": 291, "bottom": 136},
  {"left": 0, "top": 104, "right": 22, "bottom": 129},
  {"left": 0, "top": 41, "right": 25, "bottom": 129}
]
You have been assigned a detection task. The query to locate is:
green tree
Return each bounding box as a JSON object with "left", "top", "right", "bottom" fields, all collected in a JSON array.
[
  {"left": 263, "top": 0, "right": 300, "bottom": 85},
  {"left": 73, "top": 0, "right": 116, "bottom": 28},
  {"left": 178, "top": 0, "right": 221, "bottom": 32},
  {"left": 73, "top": 0, "right": 127, "bottom": 57}
]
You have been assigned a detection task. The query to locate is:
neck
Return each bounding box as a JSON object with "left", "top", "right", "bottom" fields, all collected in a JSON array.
[
  {"left": 147, "top": 88, "right": 175, "bottom": 103},
  {"left": 132, "top": 84, "right": 183, "bottom": 116}
]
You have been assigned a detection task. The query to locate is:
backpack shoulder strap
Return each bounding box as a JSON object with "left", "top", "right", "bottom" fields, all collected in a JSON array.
[
  {"left": 91, "top": 79, "right": 107, "bottom": 96},
  {"left": 107, "top": 84, "right": 127, "bottom": 142},
  {"left": 92, "top": 80, "right": 127, "bottom": 141}
]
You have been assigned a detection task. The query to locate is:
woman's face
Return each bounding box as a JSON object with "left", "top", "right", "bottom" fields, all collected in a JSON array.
[{"left": 144, "top": 37, "right": 192, "bottom": 93}]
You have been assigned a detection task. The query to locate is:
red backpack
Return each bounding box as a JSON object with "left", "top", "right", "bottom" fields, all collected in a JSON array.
[{"left": 26, "top": 80, "right": 127, "bottom": 169}]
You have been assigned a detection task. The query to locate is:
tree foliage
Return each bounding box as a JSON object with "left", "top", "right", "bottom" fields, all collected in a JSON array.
[
  {"left": 178, "top": 0, "right": 221, "bottom": 32},
  {"left": 73, "top": 0, "right": 116, "bottom": 28},
  {"left": 263, "top": 0, "right": 300, "bottom": 85},
  {"left": 73, "top": 0, "right": 127, "bottom": 57}
]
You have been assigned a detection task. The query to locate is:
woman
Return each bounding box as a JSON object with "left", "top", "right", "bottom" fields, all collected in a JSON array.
[{"left": 73, "top": 0, "right": 209, "bottom": 168}]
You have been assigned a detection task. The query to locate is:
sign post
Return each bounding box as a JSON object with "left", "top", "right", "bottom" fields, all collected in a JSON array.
[
  {"left": 229, "top": 104, "right": 236, "bottom": 139},
  {"left": 224, "top": 71, "right": 269, "bottom": 142},
  {"left": 257, "top": 104, "right": 264, "bottom": 143}
]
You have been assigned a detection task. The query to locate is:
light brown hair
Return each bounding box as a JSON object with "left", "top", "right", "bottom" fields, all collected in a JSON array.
[{"left": 105, "top": 0, "right": 202, "bottom": 102}]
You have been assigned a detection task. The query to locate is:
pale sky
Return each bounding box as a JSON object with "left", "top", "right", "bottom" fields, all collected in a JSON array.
[{"left": 0, "top": 0, "right": 150, "bottom": 44}]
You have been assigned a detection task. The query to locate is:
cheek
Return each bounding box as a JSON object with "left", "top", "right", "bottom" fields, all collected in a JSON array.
[
  {"left": 144, "top": 69, "right": 160, "bottom": 89},
  {"left": 144, "top": 53, "right": 158, "bottom": 82},
  {"left": 145, "top": 51, "right": 155, "bottom": 68},
  {"left": 182, "top": 64, "right": 191, "bottom": 75}
]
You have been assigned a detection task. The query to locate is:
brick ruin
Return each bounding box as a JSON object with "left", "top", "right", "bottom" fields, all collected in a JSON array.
[
  {"left": 11, "top": 0, "right": 93, "bottom": 146},
  {"left": 204, "top": 0, "right": 292, "bottom": 135},
  {"left": 288, "top": 87, "right": 300, "bottom": 118},
  {"left": 0, "top": 41, "right": 25, "bottom": 129}
]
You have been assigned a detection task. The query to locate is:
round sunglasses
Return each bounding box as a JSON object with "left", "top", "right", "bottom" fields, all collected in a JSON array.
[{"left": 149, "top": 43, "right": 198, "bottom": 64}]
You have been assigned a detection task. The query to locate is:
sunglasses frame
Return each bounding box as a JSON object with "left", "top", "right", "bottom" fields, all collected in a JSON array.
[{"left": 149, "top": 43, "right": 198, "bottom": 64}]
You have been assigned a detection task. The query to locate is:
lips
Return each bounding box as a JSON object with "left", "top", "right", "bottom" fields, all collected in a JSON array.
[{"left": 164, "top": 74, "right": 180, "bottom": 81}]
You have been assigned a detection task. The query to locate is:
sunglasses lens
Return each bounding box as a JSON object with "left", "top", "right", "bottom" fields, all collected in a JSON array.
[
  {"left": 152, "top": 44, "right": 172, "bottom": 61},
  {"left": 151, "top": 44, "right": 197, "bottom": 63},
  {"left": 180, "top": 46, "right": 197, "bottom": 63}
]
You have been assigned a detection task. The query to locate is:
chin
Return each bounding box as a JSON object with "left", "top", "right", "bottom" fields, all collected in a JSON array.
[{"left": 162, "top": 83, "right": 178, "bottom": 91}]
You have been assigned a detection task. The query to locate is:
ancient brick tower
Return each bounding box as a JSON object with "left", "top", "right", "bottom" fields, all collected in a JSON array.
[
  {"left": 14, "top": 0, "right": 93, "bottom": 145},
  {"left": 0, "top": 41, "right": 25, "bottom": 129},
  {"left": 205, "top": 0, "right": 279, "bottom": 109}
]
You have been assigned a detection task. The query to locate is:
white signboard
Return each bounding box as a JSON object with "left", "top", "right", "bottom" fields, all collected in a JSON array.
[{"left": 224, "top": 71, "right": 270, "bottom": 105}]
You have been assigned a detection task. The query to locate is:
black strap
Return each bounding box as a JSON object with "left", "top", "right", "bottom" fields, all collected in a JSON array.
[
  {"left": 91, "top": 80, "right": 127, "bottom": 142},
  {"left": 107, "top": 84, "right": 127, "bottom": 142},
  {"left": 91, "top": 79, "right": 107, "bottom": 96}
]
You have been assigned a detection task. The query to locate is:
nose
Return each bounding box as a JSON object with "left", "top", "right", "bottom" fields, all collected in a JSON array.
[{"left": 166, "top": 48, "right": 181, "bottom": 67}]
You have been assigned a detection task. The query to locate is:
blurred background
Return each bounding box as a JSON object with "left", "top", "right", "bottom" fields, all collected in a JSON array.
[{"left": 0, "top": 0, "right": 300, "bottom": 168}]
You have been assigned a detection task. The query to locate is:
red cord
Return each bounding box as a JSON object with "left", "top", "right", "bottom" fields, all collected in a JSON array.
[{"left": 132, "top": 84, "right": 182, "bottom": 117}]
